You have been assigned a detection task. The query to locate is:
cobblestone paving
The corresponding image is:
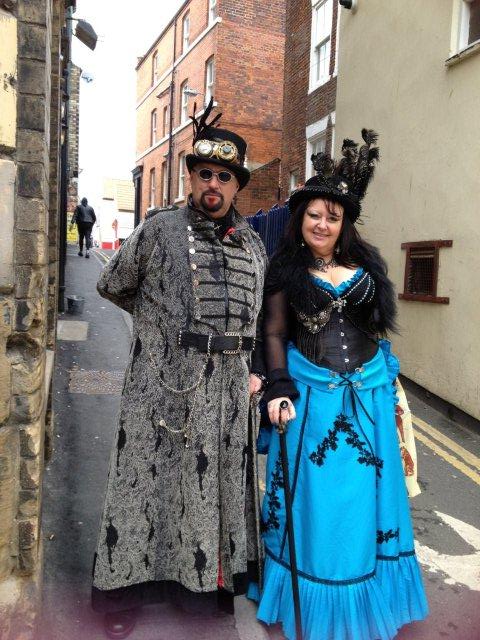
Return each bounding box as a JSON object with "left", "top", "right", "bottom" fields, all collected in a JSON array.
[{"left": 68, "top": 369, "right": 124, "bottom": 394}]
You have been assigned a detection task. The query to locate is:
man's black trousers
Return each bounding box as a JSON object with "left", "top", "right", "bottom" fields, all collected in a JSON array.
[{"left": 77, "top": 222, "right": 94, "bottom": 251}]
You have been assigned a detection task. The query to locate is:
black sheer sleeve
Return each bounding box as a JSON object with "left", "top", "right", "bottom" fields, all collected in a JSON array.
[
  {"left": 250, "top": 307, "right": 266, "bottom": 377},
  {"left": 262, "top": 288, "right": 299, "bottom": 403}
]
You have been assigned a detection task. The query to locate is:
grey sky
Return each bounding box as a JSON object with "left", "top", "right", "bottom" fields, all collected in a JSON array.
[{"left": 73, "top": 0, "right": 184, "bottom": 206}]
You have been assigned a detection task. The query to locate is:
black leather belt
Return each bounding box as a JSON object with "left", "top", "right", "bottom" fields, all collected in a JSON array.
[{"left": 178, "top": 331, "right": 255, "bottom": 354}]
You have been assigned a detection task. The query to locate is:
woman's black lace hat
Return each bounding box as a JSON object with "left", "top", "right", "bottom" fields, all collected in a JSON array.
[{"left": 289, "top": 129, "right": 380, "bottom": 222}]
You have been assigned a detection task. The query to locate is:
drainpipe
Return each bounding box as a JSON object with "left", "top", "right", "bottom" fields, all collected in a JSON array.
[
  {"left": 58, "top": 5, "right": 73, "bottom": 312},
  {"left": 166, "top": 18, "right": 177, "bottom": 205}
]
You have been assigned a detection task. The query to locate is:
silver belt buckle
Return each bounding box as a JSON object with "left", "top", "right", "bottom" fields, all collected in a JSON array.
[{"left": 223, "top": 332, "right": 243, "bottom": 355}]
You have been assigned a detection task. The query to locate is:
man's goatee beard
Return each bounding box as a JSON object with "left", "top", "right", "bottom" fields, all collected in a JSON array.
[{"left": 201, "top": 193, "right": 224, "bottom": 213}]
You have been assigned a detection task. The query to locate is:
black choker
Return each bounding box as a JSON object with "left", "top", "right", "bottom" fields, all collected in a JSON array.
[{"left": 313, "top": 257, "right": 337, "bottom": 273}]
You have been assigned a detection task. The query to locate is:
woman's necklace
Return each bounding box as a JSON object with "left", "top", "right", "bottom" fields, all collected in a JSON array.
[{"left": 313, "top": 256, "right": 338, "bottom": 273}]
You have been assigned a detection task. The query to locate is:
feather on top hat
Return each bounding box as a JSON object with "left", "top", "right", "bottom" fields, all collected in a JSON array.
[
  {"left": 186, "top": 98, "right": 250, "bottom": 190},
  {"left": 288, "top": 129, "right": 380, "bottom": 222}
]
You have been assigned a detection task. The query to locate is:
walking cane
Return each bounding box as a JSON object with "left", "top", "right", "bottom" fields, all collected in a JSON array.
[{"left": 277, "top": 399, "right": 303, "bottom": 640}]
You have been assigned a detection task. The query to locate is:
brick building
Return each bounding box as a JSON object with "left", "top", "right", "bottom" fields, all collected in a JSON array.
[
  {"left": 134, "top": 0, "right": 286, "bottom": 219},
  {"left": 280, "top": 0, "right": 339, "bottom": 200}
]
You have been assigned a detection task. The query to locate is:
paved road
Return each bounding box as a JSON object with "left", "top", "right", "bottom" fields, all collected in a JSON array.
[{"left": 39, "top": 247, "right": 480, "bottom": 640}]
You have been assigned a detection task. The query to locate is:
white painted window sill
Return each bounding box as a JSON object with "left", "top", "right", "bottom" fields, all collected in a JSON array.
[
  {"left": 308, "top": 75, "right": 332, "bottom": 94},
  {"left": 446, "top": 38, "right": 480, "bottom": 67},
  {"left": 174, "top": 197, "right": 185, "bottom": 204}
]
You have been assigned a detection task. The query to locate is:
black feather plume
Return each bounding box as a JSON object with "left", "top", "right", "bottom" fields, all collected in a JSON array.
[
  {"left": 361, "top": 128, "right": 378, "bottom": 146},
  {"left": 353, "top": 129, "right": 379, "bottom": 200},
  {"left": 189, "top": 101, "right": 199, "bottom": 140},
  {"left": 306, "top": 127, "right": 380, "bottom": 207},
  {"left": 336, "top": 138, "right": 358, "bottom": 182},
  {"left": 190, "top": 97, "right": 222, "bottom": 143},
  {"left": 312, "top": 152, "right": 335, "bottom": 177}
]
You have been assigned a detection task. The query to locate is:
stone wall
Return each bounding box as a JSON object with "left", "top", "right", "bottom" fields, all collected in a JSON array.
[
  {"left": 47, "top": 0, "right": 63, "bottom": 354},
  {"left": 67, "top": 63, "right": 80, "bottom": 215},
  {"left": 0, "top": 0, "right": 64, "bottom": 637}
]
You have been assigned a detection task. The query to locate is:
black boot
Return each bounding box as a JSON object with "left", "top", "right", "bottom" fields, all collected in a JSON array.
[
  {"left": 78, "top": 250, "right": 83, "bottom": 256},
  {"left": 103, "top": 608, "right": 139, "bottom": 639},
  {"left": 85, "top": 251, "right": 90, "bottom": 258}
]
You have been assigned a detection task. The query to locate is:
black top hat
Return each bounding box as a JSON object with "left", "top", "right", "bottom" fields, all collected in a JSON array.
[
  {"left": 289, "top": 129, "right": 380, "bottom": 222},
  {"left": 186, "top": 99, "right": 250, "bottom": 190}
]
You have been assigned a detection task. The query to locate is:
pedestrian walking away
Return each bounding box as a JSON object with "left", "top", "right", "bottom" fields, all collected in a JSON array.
[
  {"left": 91, "top": 98, "right": 267, "bottom": 639},
  {"left": 249, "top": 130, "right": 429, "bottom": 639},
  {"left": 71, "top": 196, "right": 96, "bottom": 257}
]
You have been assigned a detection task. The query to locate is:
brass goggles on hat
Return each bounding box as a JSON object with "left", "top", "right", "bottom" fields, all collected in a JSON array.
[{"left": 193, "top": 139, "right": 239, "bottom": 163}]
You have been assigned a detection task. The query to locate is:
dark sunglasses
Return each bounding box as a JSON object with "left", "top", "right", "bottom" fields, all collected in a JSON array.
[{"left": 194, "top": 167, "right": 234, "bottom": 184}]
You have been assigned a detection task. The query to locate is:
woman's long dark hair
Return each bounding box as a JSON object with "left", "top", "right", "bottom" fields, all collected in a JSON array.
[{"left": 270, "top": 199, "right": 397, "bottom": 333}]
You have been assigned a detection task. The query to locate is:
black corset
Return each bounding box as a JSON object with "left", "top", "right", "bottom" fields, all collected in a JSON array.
[
  {"left": 262, "top": 268, "right": 383, "bottom": 403},
  {"left": 291, "top": 270, "right": 378, "bottom": 373},
  {"left": 294, "top": 310, "right": 378, "bottom": 373}
]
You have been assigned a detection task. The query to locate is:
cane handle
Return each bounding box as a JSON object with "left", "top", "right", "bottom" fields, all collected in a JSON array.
[{"left": 277, "top": 399, "right": 290, "bottom": 434}]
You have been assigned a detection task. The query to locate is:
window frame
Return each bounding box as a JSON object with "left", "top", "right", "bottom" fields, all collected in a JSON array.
[
  {"left": 459, "top": 0, "right": 480, "bottom": 48},
  {"left": 398, "top": 240, "right": 452, "bottom": 304},
  {"left": 152, "top": 50, "right": 159, "bottom": 85},
  {"left": 177, "top": 152, "right": 186, "bottom": 200},
  {"left": 205, "top": 56, "right": 215, "bottom": 105},
  {"left": 208, "top": 0, "right": 218, "bottom": 24},
  {"left": 309, "top": 0, "right": 333, "bottom": 93},
  {"left": 448, "top": 0, "right": 480, "bottom": 64},
  {"left": 150, "top": 108, "right": 157, "bottom": 146},
  {"left": 162, "top": 161, "right": 168, "bottom": 207},
  {"left": 182, "top": 11, "right": 190, "bottom": 53},
  {"left": 180, "top": 80, "right": 189, "bottom": 124},
  {"left": 162, "top": 105, "right": 169, "bottom": 138},
  {"left": 149, "top": 168, "right": 156, "bottom": 208},
  {"left": 307, "top": 133, "right": 327, "bottom": 179},
  {"left": 305, "top": 113, "right": 335, "bottom": 180},
  {"left": 289, "top": 170, "right": 300, "bottom": 194}
]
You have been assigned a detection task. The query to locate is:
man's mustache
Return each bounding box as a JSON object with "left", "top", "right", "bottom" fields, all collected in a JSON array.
[{"left": 203, "top": 190, "right": 222, "bottom": 197}]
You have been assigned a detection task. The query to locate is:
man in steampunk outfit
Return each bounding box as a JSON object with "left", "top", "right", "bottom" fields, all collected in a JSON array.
[{"left": 92, "top": 99, "right": 267, "bottom": 639}]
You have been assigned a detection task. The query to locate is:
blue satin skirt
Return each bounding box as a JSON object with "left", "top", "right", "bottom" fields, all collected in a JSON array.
[{"left": 250, "top": 342, "right": 428, "bottom": 640}]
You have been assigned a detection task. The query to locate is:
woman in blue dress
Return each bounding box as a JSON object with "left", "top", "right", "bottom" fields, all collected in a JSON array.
[{"left": 252, "top": 131, "right": 428, "bottom": 639}]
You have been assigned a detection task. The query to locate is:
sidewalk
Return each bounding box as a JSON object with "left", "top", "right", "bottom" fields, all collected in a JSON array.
[{"left": 38, "top": 247, "right": 268, "bottom": 640}]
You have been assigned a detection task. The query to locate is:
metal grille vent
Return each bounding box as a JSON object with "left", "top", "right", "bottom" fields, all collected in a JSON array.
[
  {"left": 407, "top": 247, "right": 435, "bottom": 295},
  {"left": 399, "top": 240, "right": 452, "bottom": 304}
]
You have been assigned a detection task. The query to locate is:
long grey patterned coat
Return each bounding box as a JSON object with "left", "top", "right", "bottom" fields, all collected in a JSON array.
[{"left": 93, "top": 203, "right": 266, "bottom": 595}]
